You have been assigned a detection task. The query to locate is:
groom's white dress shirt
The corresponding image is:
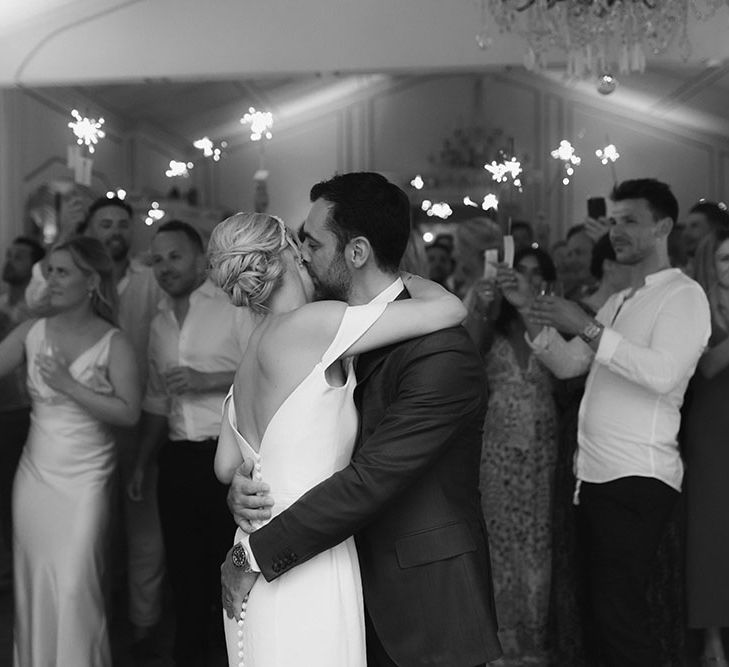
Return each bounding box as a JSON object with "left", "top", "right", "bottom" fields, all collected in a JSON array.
[{"left": 528, "top": 268, "right": 710, "bottom": 495}]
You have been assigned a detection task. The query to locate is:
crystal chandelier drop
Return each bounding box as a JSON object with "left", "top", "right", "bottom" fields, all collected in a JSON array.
[{"left": 484, "top": 0, "right": 728, "bottom": 77}]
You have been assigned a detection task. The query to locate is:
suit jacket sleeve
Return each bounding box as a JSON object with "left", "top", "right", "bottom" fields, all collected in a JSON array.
[{"left": 249, "top": 330, "right": 486, "bottom": 581}]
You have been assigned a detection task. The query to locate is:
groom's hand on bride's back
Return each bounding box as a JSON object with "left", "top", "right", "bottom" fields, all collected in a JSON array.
[{"left": 227, "top": 458, "right": 275, "bottom": 532}]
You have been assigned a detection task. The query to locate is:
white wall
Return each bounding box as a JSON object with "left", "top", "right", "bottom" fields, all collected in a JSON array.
[
  {"left": 2, "top": 71, "right": 728, "bottom": 254},
  {"left": 0, "top": 86, "right": 198, "bottom": 251},
  {"left": 213, "top": 72, "right": 729, "bottom": 243}
]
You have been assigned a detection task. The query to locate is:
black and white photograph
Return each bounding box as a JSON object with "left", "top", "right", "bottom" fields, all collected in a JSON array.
[{"left": 1, "top": 1, "right": 729, "bottom": 666}]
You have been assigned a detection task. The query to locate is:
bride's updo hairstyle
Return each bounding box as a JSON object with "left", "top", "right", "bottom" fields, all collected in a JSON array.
[{"left": 208, "top": 212, "right": 298, "bottom": 314}]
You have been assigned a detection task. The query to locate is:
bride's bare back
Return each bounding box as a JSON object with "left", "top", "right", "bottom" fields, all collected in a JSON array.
[{"left": 232, "top": 307, "right": 346, "bottom": 453}]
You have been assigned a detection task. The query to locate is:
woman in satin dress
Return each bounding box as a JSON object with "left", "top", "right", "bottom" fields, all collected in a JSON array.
[{"left": 0, "top": 236, "right": 140, "bottom": 667}]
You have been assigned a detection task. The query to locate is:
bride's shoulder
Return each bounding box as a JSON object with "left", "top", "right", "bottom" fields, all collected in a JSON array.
[
  {"left": 263, "top": 301, "right": 347, "bottom": 350},
  {"left": 284, "top": 301, "right": 347, "bottom": 330}
]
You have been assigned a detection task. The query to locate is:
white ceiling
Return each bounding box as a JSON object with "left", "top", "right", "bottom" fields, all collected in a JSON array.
[
  {"left": 2, "top": 0, "right": 729, "bottom": 86},
  {"left": 3, "top": 1, "right": 729, "bottom": 147}
]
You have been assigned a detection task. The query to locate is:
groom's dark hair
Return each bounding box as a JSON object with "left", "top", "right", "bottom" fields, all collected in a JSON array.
[{"left": 310, "top": 172, "right": 411, "bottom": 273}]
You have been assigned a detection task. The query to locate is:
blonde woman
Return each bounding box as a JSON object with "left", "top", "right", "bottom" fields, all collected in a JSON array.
[
  {"left": 208, "top": 210, "right": 467, "bottom": 667},
  {"left": 0, "top": 236, "right": 140, "bottom": 667}
]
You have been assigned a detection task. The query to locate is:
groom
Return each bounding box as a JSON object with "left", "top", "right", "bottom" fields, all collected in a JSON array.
[{"left": 222, "top": 172, "right": 501, "bottom": 666}]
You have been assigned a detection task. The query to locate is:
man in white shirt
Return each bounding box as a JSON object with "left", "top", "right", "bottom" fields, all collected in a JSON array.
[
  {"left": 128, "top": 220, "right": 252, "bottom": 666},
  {"left": 76, "top": 195, "right": 166, "bottom": 648},
  {"left": 497, "top": 179, "right": 710, "bottom": 666}
]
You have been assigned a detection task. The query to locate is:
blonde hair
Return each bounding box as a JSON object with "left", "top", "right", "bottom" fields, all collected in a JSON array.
[
  {"left": 208, "top": 212, "right": 298, "bottom": 313},
  {"left": 51, "top": 235, "right": 118, "bottom": 325}
]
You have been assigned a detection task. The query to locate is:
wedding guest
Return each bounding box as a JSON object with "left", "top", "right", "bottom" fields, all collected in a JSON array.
[
  {"left": 433, "top": 232, "right": 455, "bottom": 254},
  {"left": 511, "top": 220, "right": 535, "bottom": 253},
  {"left": 0, "top": 237, "right": 45, "bottom": 591},
  {"left": 499, "top": 179, "right": 710, "bottom": 666},
  {"left": 0, "top": 236, "right": 140, "bottom": 666},
  {"left": 685, "top": 226, "right": 729, "bottom": 666},
  {"left": 0, "top": 237, "right": 44, "bottom": 321},
  {"left": 546, "top": 232, "right": 632, "bottom": 665},
  {"left": 682, "top": 202, "right": 729, "bottom": 276},
  {"left": 687, "top": 202, "right": 729, "bottom": 289},
  {"left": 562, "top": 225, "right": 596, "bottom": 300},
  {"left": 127, "top": 220, "right": 253, "bottom": 666},
  {"left": 78, "top": 196, "right": 165, "bottom": 648},
  {"left": 465, "top": 247, "right": 558, "bottom": 665},
  {"left": 18, "top": 195, "right": 166, "bottom": 646},
  {"left": 426, "top": 240, "right": 455, "bottom": 287}
]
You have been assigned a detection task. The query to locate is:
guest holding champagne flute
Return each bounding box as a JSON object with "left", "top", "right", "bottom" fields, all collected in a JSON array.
[{"left": 0, "top": 236, "right": 140, "bottom": 667}]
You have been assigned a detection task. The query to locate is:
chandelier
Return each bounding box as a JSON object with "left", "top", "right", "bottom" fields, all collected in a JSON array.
[{"left": 483, "top": 0, "right": 728, "bottom": 78}]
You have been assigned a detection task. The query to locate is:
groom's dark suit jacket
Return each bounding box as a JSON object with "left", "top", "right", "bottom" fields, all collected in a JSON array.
[{"left": 249, "top": 292, "right": 502, "bottom": 666}]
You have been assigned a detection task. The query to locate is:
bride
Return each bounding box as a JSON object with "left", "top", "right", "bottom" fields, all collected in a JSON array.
[{"left": 207, "top": 212, "right": 466, "bottom": 667}]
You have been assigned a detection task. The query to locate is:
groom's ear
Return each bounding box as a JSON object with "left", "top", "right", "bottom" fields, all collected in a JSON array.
[{"left": 348, "top": 236, "right": 371, "bottom": 269}]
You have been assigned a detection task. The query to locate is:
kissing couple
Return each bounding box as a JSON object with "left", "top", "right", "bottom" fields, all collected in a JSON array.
[{"left": 208, "top": 172, "right": 502, "bottom": 667}]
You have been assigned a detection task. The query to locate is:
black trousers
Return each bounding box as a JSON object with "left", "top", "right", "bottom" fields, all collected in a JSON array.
[
  {"left": 158, "top": 439, "right": 234, "bottom": 667},
  {"left": 577, "top": 476, "right": 679, "bottom": 667}
]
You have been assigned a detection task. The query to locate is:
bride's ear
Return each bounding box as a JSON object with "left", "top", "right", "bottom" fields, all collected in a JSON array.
[{"left": 348, "top": 236, "right": 371, "bottom": 269}]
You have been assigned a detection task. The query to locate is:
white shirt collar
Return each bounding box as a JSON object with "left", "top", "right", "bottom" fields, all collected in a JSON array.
[
  {"left": 369, "top": 277, "right": 404, "bottom": 305},
  {"left": 613, "top": 268, "right": 682, "bottom": 303},
  {"left": 158, "top": 277, "right": 217, "bottom": 312},
  {"left": 644, "top": 267, "right": 681, "bottom": 286}
]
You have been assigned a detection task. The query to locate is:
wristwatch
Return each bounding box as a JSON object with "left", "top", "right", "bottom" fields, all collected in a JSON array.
[
  {"left": 579, "top": 320, "right": 603, "bottom": 344},
  {"left": 231, "top": 541, "right": 255, "bottom": 573}
]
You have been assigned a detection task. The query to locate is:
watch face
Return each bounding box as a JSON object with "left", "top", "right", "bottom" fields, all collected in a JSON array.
[
  {"left": 584, "top": 322, "right": 601, "bottom": 340},
  {"left": 232, "top": 543, "right": 247, "bottom": 569}
]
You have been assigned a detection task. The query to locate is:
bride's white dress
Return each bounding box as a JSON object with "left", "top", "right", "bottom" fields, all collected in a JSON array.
[
  {"left": 221, "top": 304, "right": 386, "bottom": 667},
  {"left": 13, "top": 319, "right": 117, "bottom": 667}
]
